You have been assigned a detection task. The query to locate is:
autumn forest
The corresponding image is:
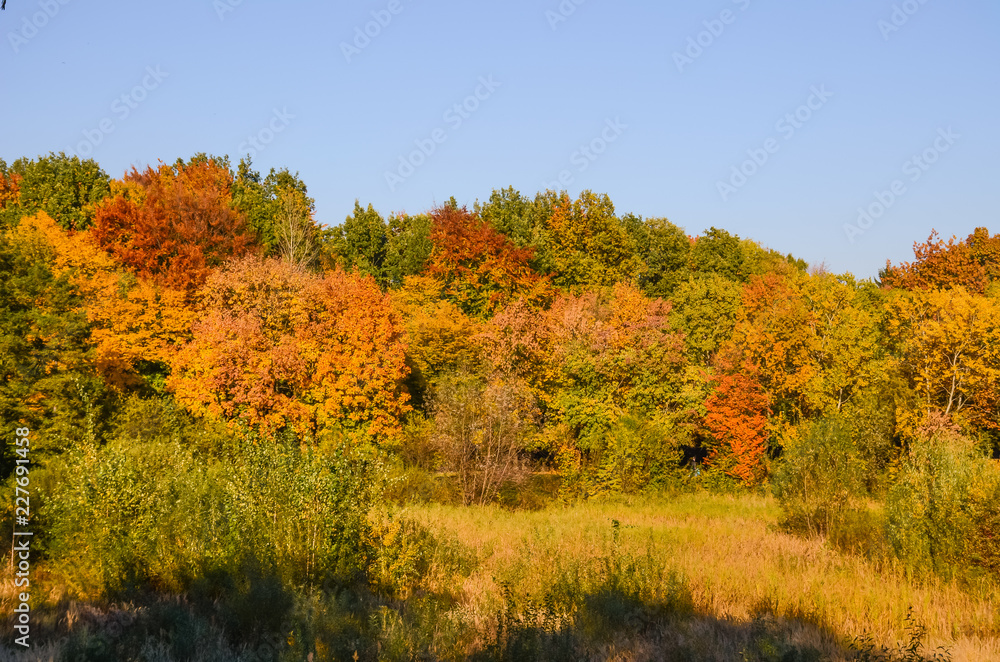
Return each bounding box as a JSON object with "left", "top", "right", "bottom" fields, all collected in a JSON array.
[{"left": 1, "top": 152, "right": 999, "bottom": 661}]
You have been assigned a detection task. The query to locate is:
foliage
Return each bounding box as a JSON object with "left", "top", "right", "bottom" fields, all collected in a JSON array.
[
  {"left": 91, "top": 157, "right": 255, "bottom": 295},
  {"left": 882, "top": 228, "right": 999, "bottom": 294},
  {"left": 703, "top": 371, "right": 771, "bottom": 485},
  {"left": 425, "top": 204, "right": 547, "bottom": 317},
  {"left": 772, "top": 416, "right": 865, "bottom": 536},
  {"left": 429, "top": 371, "right": 536, "bottom": 505},
  {"left": 885, "top": 421, "right": 1000, "bottom": 578},
  {"left": 391, "top": 275, "right": 481, "bottom": 406},
  {"left": 884, "top": 286, "right": 1000, "bottom": 432},
  {"left": 384, "top": 211, "right": 433, "bottom": 286},
  {"left": 169, "top": 256, "right": 410, "bottom": 444},
  {"left": 0, "top": 217, "right": 106, "bottom": 467},
  {"left": 541, "top": 191, "right": 642, "bottom": 288},
  {"left": 633, "top": 216, "right": 692, "bottom": 298},
  {"left": 333, "top": 201, "right": 390, "bottom": 285},
  {"left": 41, "top": 429, "right": 382, "bottom": 596},
  {"left": 232, "top": 158, "right": 320, "bottom": 268},
  {"left": 668, "top": 272, "right": 741, "bottom": 364},
  {"left": 11, "top": 211, "right": 194, "bottom": 391},
  {"left": 4, "top": 152, "right": 111, "bottom": 230}
]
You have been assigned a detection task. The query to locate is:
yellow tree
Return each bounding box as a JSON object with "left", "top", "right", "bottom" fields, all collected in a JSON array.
[
  {"left": 727, "top": 273, "right": 819, "bottom": 423},
  {"left": 885, "top": 286, "right": 1000, "bottom": 432},
  {"left": 799, "top": 274, "right": 886, "bottom": 415},
  {"left": 391, "top": 275, "right": 481, "bottom": 402},
  {"left": 10, "top": 212, "right": 194, "bottom": 389},
  {"left": 543, "top": 191, "right": 643, "bottom": 288}
]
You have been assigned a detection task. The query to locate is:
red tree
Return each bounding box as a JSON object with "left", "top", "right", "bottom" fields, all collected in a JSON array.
[
  {"left": 91, "top": 159, "right": 255, "bottom": 296},
  {"left": 426, "top": 205, "right": 547, "bottom": 317},
  {"left": 703, "top": 371, "right": 771, "bottom": 485}
]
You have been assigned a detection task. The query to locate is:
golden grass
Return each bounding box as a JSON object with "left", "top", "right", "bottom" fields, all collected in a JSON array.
[{"left": 404, "top": 493, "right": 1000, "bottom": 662}]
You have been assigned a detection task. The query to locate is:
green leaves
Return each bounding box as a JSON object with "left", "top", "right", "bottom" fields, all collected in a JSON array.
[{"left": 5, "top": 152, "right": 111, "bottom": 230}]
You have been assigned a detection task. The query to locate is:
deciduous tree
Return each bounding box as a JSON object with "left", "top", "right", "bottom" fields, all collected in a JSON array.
[{"left": 91, "top": 157, "right": 255, "bottom": 295}]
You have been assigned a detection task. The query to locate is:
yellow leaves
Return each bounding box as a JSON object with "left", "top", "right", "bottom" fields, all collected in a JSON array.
[
  {"left": 10, "top": 212, "right": 195, "bottom": 389},
  {"left": 885, "top": 286, "right": 1000, "bottom": 431},
  {"left": 393, "top": 276, "right": 481, "bottom": 386},
  {"left": 169, "top": 257, "right": 410, "bottom": 444}
]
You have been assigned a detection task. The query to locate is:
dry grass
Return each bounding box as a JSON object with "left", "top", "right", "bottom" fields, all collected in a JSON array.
[{"left": 405, "top": 492, "right": 1000, "bottom": 661}]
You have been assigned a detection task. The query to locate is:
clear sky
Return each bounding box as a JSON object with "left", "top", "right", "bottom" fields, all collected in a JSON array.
[{"left": 1, "top": 0, "right": 997, "bottom": 279}]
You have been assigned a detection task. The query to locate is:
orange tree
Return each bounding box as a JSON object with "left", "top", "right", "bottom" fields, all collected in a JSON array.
[
  {"left": 10, "top": 212, "right": 194, "bottom": 391},
  {"left": 169, "top": 256, "right": 410, "bottom": 445},
  {"left": 424, "top": 204, "right": 547, "bottom": 318},
  {"left": 91, "top": 156, "right": 255, "bottom": 297},
  {"left": 882, "top": 229, "right": 998, "bottom": 294}
]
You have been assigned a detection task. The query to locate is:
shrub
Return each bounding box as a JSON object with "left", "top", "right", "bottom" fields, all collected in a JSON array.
[
  {"left": 40, "top": 430, "right": 382, "bottom": 598},
  {"left": 564, "top": 414, "right": 685, "bottom": 498},
  {"left": 430, "top": 372, "right": 536, "bottom": 505},
  {"left": 773, "top": 416, "right": 865, "bottom": 537},
  {"left": 885, "top": 427, "right": 1000, "bottom": 578}
]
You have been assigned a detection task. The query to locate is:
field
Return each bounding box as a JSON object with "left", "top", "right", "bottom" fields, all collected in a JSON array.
[
  {"left": 3, "top": 491, "right": 997, "bottom": 662},
  {"left": 400, "top": 493, "right": 1000, "bottom": 661}
]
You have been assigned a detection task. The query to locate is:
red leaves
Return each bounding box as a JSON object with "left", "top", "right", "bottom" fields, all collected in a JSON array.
[
  {"left": 704, "top": 371, "right": 771, "bottom": 485},
  {"left": 92, "top": 159, "right": 255, "bottom": 296},
  {"left": 426, "top": 205, "right": 546, "bottom": 317},
  {"left": 0, "top": 171, "right": 21, "bottom": 208}
]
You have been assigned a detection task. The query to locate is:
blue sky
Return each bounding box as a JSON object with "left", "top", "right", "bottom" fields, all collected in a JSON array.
[{"left": 1, "top": 0, "right": 997, "bottom": 279}]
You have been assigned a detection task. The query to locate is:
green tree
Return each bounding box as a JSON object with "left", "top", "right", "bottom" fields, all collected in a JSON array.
[
  {"left": 635, "top": 217, "right": 692, "bottom": 298},
  {"left": 334, "top": 201, "right": 390, "bottom": 285},
  {"left": 232, "top": 157, "right": 320, "bottom": 265},
  {"left": 384, "top": 212, "right": 433, "bottom": 287},
  {"left": 668, "top": 273, "right": 742, "bottom": 365},
  {"left": 0, "top": 231, "right": 105, "bottom": 475},
  {"left": 543, "top": 190, "right": 642, "bottom": 288},
  {"left": 6, "top": 152, "right": 111, "bottom": 230},
  {"left": 689, "top": 227, "right": 745, "bottom": 281}
]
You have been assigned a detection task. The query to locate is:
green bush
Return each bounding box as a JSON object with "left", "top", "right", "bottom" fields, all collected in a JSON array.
[
  {"left": 773, "top": 416, "right": 865, "bottom": 537},
  {"left": 885, "top": 431, "right": 1000, "bottom": 579},
  {"left": 40, "top": 429, "right": 382, "bottom": 598}
]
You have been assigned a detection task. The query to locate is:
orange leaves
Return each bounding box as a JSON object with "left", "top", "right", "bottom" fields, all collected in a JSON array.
[
  {"left": 481, "top": 283, "right": 684, "bottom": 415},
  {"left": 703, "top": 371, "right": 771, "bottom": 485},
  {"left": 169, "top": 257, "right": 410, "bottom": 443},
  {"left": 727, "top": 273, "right": 818, "bottom": 420},
  {"left": 12, "top": 212, "right": 194, "bottom": 389},
  {"left": 0, "top": 170, "right": 20, "bottom": 209},
  {"left": 882, "top": 229, "right": 997, "bottom": 294},
  {"left": 426, "top": 204, "right": 547, "bottom": 317},
  {"left": 92, "top": 159, "right": 255, "bottom": 297}
]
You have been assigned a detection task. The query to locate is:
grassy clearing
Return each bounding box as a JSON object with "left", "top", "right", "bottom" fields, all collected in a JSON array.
[
  {"left": 1, "top": 492, "right": 996, "bottom": 660},
  {"left": 405, "top": 492, "right": 1000, "bottom": 661}
]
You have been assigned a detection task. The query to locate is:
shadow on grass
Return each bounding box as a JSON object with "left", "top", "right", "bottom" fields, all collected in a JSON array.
[{"left": 0, "top": 573, "right": 870, "bottom": 662}]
